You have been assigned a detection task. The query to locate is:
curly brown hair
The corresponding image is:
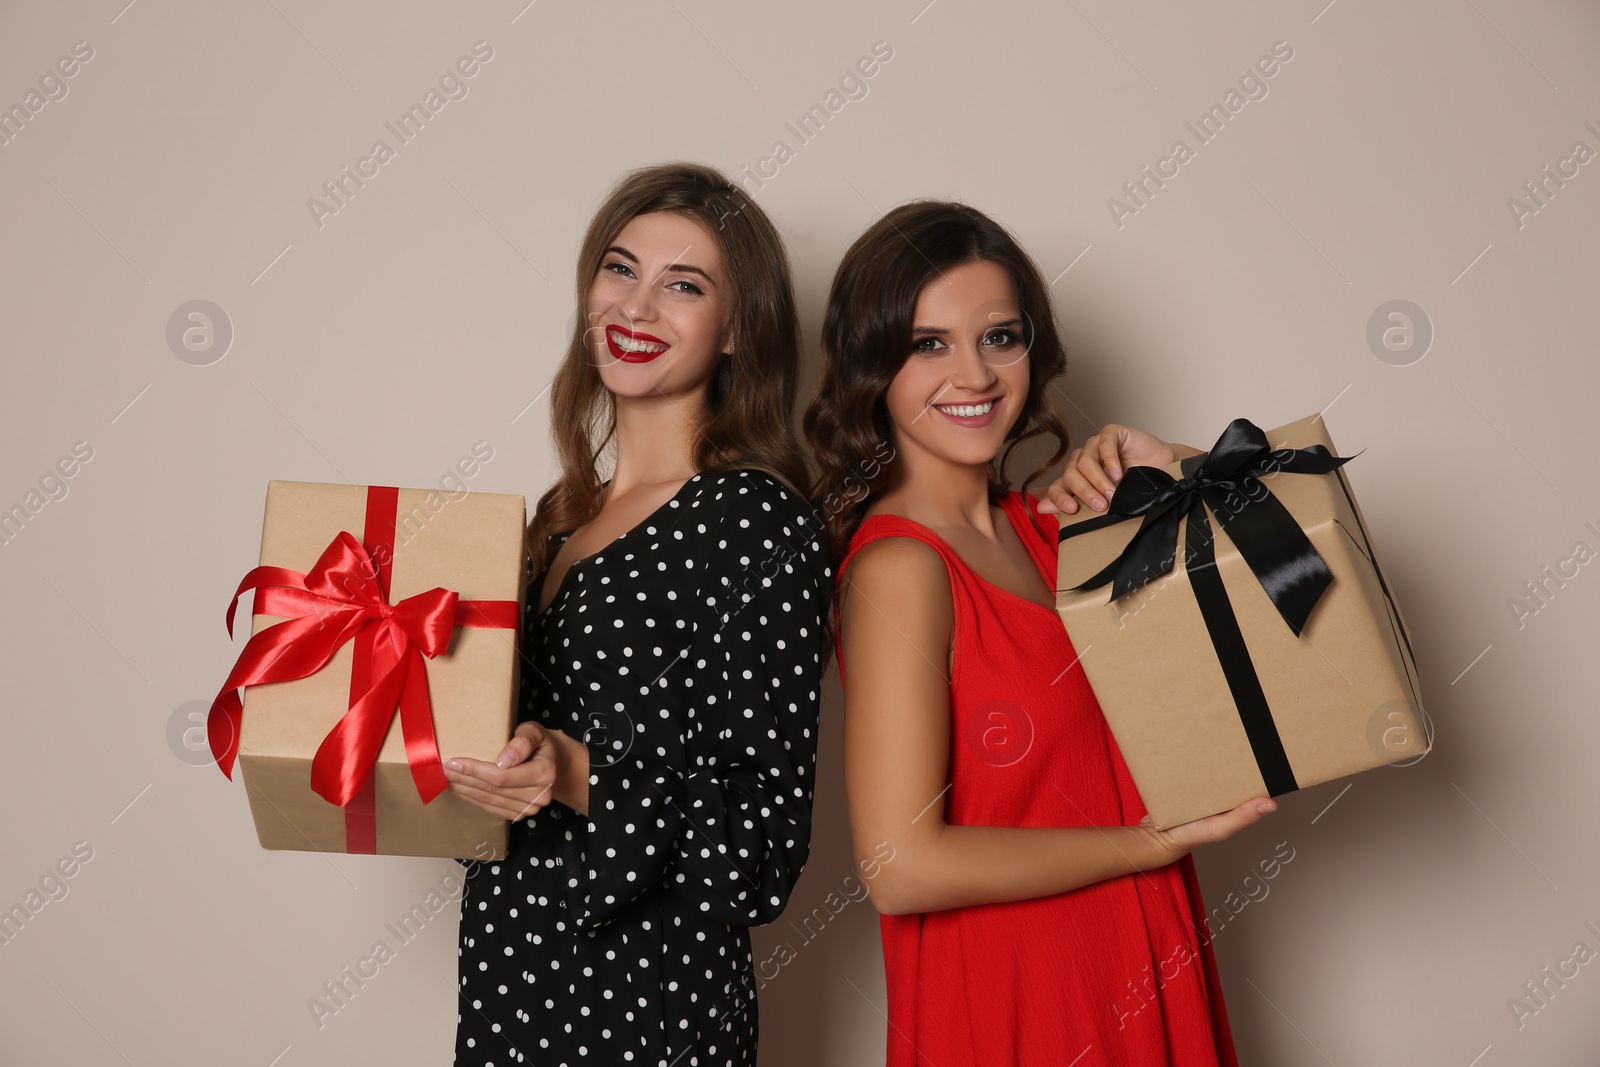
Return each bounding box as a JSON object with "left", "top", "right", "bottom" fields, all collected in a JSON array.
[{"left": 802, "top": 200, "right": 1072, "bottom": 566}]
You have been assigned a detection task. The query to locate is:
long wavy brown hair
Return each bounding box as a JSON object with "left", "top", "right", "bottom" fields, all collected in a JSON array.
[
  {"left": 526, "top": 162, "right": 809, "bottom": 576},
  {"left": 802, "top": 200, "right": 1072, "bottom": 565}
]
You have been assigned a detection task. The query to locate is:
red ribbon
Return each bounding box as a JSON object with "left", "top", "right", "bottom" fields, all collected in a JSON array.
[{"left": 207, "top": 485, "right": 518, "bottom": 850}]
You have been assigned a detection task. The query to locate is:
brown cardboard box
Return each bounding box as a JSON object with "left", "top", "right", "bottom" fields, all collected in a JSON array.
[
  {"left": 1054, "top": 414, "right": 1427, "bottom": 829},
  {"left": 233, "top": 480, "right": 525, "bottom": 859}
]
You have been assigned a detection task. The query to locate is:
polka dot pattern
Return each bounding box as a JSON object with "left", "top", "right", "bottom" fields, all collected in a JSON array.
[{"left": 455, "top": 469, "right": 832, "bottom": 1066}]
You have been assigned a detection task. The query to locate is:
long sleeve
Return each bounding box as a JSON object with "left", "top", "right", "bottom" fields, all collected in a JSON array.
[{"left": 560, "top": 471, "right": 831, "bottom": 930}]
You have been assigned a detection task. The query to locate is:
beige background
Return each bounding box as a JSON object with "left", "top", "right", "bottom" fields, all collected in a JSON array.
[{"left": 3, "top": 0, "right": 1598, "bottom": 1063}]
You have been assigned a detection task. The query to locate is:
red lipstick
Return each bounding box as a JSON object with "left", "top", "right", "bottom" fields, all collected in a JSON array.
[{"left": 605, "top": 325, "right": 671, "bottom": 363}]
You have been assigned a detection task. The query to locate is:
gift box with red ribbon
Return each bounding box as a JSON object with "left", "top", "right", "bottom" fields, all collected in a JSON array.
[
  {"left": 208, "top": 480, "right": 526, "bottom": 859},
  {"left": 1055, "top": 414, "right": 1428, "bottom": 829}
]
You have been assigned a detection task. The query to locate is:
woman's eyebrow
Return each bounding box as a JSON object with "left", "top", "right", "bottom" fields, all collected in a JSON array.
[
  {"left": 604, "top": 244, "right": 716, "bottom": 286},
  {"left": 911, "top": 317, "right": 1022, "bottom": 336},
  {"left": 666, "top": 262, "right": 715, "bottom": 285}
]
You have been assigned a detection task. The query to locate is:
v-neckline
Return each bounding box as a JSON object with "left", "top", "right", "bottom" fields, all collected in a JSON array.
[
  {"left": 861, "top": 493, "right": 1059, "bottom": 616},
  {"left": 532, "top": 474, "right": 699, "bottom": 622}
]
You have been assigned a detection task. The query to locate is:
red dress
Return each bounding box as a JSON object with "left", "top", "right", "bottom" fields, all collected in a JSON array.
[{"left": 834, "top": 490, "right": 1238, "bottom": 1067}]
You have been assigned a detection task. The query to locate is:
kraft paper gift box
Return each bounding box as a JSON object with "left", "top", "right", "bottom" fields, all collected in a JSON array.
[
  {"left": 1054, "top": 414, "right": 1428, "bottom": 829},
  {"left": 207, "top": 480, "right": 526, "bottom": 859}
]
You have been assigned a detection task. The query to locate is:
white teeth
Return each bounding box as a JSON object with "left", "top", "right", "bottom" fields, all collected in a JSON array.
[
  {"left": 609, "top": 328, "right": 667, "bottom": 354},
  {"left": 934, "top": 400, "right": 995, "bottom": 418}
]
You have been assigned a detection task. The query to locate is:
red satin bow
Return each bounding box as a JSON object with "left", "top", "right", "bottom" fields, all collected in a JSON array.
[{"left": 207, "top": 529, "right": 511, "bottom": 807}]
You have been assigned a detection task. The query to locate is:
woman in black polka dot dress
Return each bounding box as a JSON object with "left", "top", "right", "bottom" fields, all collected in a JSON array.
[{"left": 444, "top": 163, "right": 830, "bottom": 1067}]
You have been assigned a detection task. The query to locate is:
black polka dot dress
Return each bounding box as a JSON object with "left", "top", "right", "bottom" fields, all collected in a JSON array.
[{"left": 455, "top": 468, "right": 832, "bottom": 1067}]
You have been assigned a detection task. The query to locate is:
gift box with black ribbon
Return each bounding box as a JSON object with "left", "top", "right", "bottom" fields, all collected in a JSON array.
[
  {"left": 1055, "top": 414, "right": 1427, "bottom": 829},
  {"left": 207, "top": 480, "right": 526, "bottom": 859}
]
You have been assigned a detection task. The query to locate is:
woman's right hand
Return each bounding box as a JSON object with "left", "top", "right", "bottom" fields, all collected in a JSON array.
[
  {"left": 1141, "top": 796, "right": 1277, "bottom": 858},
  {"left": 444, "top": 721, "right": 564, "bottom": 821}
]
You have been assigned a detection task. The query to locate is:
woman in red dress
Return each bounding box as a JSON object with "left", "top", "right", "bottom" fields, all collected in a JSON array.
[{"left": 804, "top": 201, "right": 1278, "bottom": 1066}]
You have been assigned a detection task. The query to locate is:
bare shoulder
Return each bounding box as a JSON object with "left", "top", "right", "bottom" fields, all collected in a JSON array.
[
  {"left": 842, "top": 534, "right": 947, "bottom": 594},
  {"left": 838, "top": 534, "right": 953, "bottom": 643}
]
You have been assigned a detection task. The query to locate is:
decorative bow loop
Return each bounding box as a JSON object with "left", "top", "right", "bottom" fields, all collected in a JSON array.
[
  {"left": 208, "top": 530, "right": 468, "bottom": 807},
  {"left": 1063, "top": 418, "right": 1354, "bottom": 637}
]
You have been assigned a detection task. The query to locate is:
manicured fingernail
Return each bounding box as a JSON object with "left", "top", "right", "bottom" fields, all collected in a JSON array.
[
  {"left": 1257, "top": 800, "right": 1277, "bottom": 814},
  {"left": 445, "top": 759, "right": 462, "bottom": 772},
  {"left": 495, "top": 750, "right": 516, "bottom": 768},
  {"left": 1092, "top": 496, "right": 1106, "bottom": 511},
  {"left": 1109, "top": 466, "right": 1121, "bottom": 480}
]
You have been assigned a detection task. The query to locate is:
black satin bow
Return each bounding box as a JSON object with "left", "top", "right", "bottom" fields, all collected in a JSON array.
[{"left": 1061, "top": 418, "right": 1353, "bottom": 637}]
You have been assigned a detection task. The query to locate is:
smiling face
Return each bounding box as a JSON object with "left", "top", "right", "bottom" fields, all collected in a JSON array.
[
  {"left": 584, "top": 210, "right": 732, "bottom": 401},
  {"left": 883, "top": 258, "right": 1030, "bottom": 470}
]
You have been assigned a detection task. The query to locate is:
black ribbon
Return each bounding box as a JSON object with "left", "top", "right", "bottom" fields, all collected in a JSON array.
[{"left": 1058, "top": 418, "right": 1354, "bottom": 798}]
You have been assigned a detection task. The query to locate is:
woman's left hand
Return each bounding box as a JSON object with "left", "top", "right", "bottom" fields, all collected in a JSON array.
[
  {"left": 1037, "top": 423, "right": 1181, "bottom": 516},
  {"left": 444, "top": 721, "right": 588, "bottom": 820}
]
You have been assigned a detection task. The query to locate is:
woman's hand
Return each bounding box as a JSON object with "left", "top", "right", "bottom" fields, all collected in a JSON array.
[
  {"left": 444, "top": 721, "right": 590, "bottom": 820},
  {"left": 1038, "top": 423, "right": 1189, "bottom": 515},
  {"left": 1138, "top": 796, "right": 1278, "bottom": 860}
]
